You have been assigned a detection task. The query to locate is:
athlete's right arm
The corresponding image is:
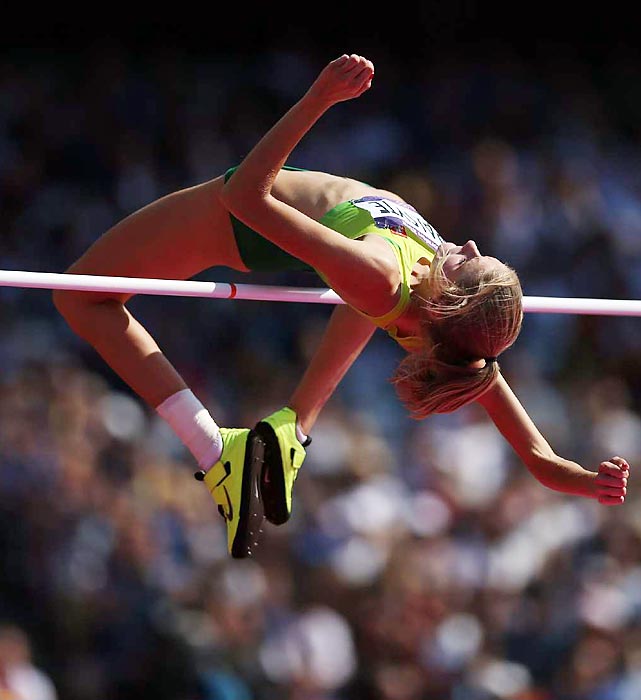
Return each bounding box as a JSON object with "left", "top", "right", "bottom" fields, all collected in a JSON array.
[
  {"left": 219, "top": 55, "right": 399, "bottom": 316},
  {"left": 476, "top": 373, "right": 630, "bottom": 505}
]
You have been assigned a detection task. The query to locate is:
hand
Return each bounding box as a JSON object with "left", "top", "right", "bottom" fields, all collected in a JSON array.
[
  {"left": 594, "top": 456, "right": 630, "bottom": 505},
  {"left": 306, "top": 54, "right": 374, "bottom": 107}
]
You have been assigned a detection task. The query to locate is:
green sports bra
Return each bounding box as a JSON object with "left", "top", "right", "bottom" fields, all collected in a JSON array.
[{"left": 319, "top": 197, "right": 445, "bottom": 353}]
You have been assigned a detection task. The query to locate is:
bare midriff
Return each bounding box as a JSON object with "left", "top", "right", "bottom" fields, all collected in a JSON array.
[{"left": 270, "top": 169, "right": 405, "bottom": 222}]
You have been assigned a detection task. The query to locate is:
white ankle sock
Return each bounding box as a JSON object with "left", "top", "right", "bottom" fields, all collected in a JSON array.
[
  {"left": 295, "top": 422, "right": 309, "bottom": 445},
  {"left": 156, "top": 389, "right": 223, "bottom": 470}
]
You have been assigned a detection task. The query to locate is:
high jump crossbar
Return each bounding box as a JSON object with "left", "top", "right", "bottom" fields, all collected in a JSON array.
[{"left": 1, "top": 269, "right": 641, "bottom": 316}]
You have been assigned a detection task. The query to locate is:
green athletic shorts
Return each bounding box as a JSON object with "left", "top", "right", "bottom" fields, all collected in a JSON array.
[
  {"left": 224, "top": 166, "right": 312, "bottom": 271},
  {"left": 223, "top": 166, "right": 375, "bottom": 272}
]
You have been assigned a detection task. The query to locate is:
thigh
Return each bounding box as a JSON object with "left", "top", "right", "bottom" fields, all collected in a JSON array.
[{"left": 67, "top": 177, "right": 248, "bottom": 302}]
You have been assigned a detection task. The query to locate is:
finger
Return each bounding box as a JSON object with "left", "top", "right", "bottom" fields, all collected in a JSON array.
[
  {"left": 595, "top": 473, "right": 627, "bottom": 490},
  {"left": 599, "top": 497, "right": 625, "bottom": 506},
  {"left": 350, "top": 59, "right": 374, "bottom": 81},
  {"left": 343, "top": 59, "right": 372, "bottom": 81},
  {"left": 599, "top": 462, "right": 629, "bottom": 478},
  {"left": 357, "top": 57, "right": 374, "bottom": 76},
  {"left": 596, "top": 473, "right": 628, "bottom": 487},
  {"left": 596, "top": 473, "right": 627, "bottom": 488},
  {"left": 353, "top": 55, "right": 373, "bottom": 69},
  {"left": 598, "top": 494, "right": 626, "bottom": 506},
  {"left": 596, "top": 485, "right": 627, "bottom": 499},
  {"left": 611, "top": 456, "right": 630, "bottom": 471},
  {"left": 596, "top": 488, "right": 627, "bottom": 502},
  {"left": 595, "top": 484, "right": 627, "bottom": 498},
  {"left": 352, "top": 67, "right": 374, "bottom": 90},
  {"left": 343, "top": 54, "right": 365, "bottom": 69}
]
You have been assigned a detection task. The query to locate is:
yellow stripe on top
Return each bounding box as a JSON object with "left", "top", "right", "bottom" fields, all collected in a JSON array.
[
  {"left": 365, "top": 230, "right": 428, "bottom": 353},
  {"left": 319, "top": 198, "right": 443, "bottom": 353}
]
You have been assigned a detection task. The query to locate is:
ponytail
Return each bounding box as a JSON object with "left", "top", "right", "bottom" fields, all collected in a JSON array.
[{"left": 392, "top": 352, "right": 500, "bottom": 418}]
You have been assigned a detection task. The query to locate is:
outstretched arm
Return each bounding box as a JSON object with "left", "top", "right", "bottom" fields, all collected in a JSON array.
[
  {"left": 476, "top": 373, "right": 629, "bottom": 505},
  {"left": 289, "top": 304, "right": 377, "bottom": 434},
  {"left": 219, "top": 54, "right": 399, "bottom": 316}
]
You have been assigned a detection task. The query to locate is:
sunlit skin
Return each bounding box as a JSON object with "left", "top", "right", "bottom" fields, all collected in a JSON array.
[{"left": 438, "top": 240, "right": 503, "bottom": 283}]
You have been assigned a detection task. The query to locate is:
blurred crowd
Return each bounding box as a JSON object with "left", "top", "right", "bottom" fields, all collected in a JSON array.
[{"left": 3, "top": 39, "right": 641, "bottom": 700}]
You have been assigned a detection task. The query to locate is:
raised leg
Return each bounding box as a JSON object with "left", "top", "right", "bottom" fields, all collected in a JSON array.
[{"left": 53, "top": 176, "right": 246, "bottom": 407}]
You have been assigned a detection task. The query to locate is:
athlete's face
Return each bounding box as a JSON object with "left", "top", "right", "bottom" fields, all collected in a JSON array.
[{"left": 438, "top": 240, "right": 501, "bottom": 283}]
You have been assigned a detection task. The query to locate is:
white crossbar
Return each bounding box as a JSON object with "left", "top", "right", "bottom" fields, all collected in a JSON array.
[{"left": 1, "top": 270, "right": 641, "bottom": 316}]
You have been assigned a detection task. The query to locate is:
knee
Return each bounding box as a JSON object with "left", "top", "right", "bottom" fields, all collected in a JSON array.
[
  {"left": 52, "top": 261, "right": 83, "bottom": 322},
  {"left": 52, "top": 287, "right": 119, "bottom": 328},
  {"left": 52, "top": 287, "right": 85, "bottom": 326}
]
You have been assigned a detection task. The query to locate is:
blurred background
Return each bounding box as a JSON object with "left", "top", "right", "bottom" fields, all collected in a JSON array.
[{"left": 3, "top": 5, "right": 641, "bottom": 699}]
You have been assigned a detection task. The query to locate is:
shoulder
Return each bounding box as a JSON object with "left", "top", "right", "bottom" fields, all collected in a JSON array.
[
  {"left": 359, "top": 234, "right": 402, "bottom": 279},
  {"left": 352, "top": 235, "right": 403, "bottom": 316},
  {"left": 323, "top": 234, "right": 402, "bottom": 317}
]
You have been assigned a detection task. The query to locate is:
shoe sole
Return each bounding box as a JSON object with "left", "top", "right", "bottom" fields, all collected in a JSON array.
[
  {"left": 254, "top": 422, "right": 289, "bottom": 526},
  {"left": 231, "top": 430, "right": 266, "bottom": 559}
]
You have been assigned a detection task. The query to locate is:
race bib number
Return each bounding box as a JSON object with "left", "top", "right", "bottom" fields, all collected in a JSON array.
[{"left": 352, "top": 196, "right": 444, "bottom": 252}]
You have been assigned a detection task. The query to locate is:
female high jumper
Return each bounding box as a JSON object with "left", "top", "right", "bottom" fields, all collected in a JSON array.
[{"left": 53, "top": 54, "right": 630, "bottom": 558}]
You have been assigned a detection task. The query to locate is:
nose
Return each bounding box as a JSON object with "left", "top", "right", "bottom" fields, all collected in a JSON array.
[{"left": 461, "top": 240, "right": 481, "bottom": 258}]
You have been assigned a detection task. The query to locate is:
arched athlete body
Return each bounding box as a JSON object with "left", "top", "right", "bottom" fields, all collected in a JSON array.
[{"left": 54, "top": 54, "right": 630, "bottom": 558}]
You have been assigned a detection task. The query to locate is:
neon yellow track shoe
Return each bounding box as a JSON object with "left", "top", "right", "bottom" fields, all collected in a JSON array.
[
  {"left": 254, "top": 407, "right": 311, "bottom": 525},
  {"left": 194, "top": 428, "right": 266, "bottom": 559}
]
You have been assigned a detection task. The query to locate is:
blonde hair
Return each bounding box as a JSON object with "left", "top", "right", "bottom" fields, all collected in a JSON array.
[{"left": 391, "top": 250, "right": 523, "bottom": 418}]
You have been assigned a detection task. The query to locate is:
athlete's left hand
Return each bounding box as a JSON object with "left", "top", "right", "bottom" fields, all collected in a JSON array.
[
  {"left": 305, "top": 54, "right": 374, "bottom": 107},
  {"left": 594, "top": 456, "right": 630, "bottom": 505}
]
